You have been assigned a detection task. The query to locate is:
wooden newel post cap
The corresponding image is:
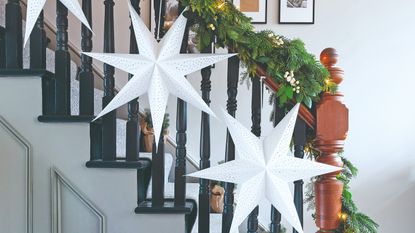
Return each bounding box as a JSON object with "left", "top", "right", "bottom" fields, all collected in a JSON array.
[
  {"left": 320, "top": 48, "right": 338, "bottom": 68},
  {"left": 320, "top": 48, "right": 344, "bottom": 85}
]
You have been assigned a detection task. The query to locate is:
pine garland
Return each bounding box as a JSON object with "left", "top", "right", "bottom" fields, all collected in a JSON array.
[
  {"left": 181, "top": 0, "right": 336, "bottom": 107},
  {"left": 304, "top": 151, "right": 379, "bottom": 233}
]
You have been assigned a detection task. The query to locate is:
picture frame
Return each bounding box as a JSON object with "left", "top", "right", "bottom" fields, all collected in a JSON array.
[
  {"left": 279, "top": 0, "right": 315, "bottom": 24},
  {"left": 233, "top": 0, "right": 268, "bottom": 24}
]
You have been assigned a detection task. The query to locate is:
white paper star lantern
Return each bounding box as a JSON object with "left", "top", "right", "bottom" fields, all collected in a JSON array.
[
  {"left": 24, "top": 0, "right": 91, "bottom": 45},
  {"left": 188, "top": 104, "right": 342, "bottom": 233},
  {"left": 83, "top": 3, "right": 236, "bottom": 145}
]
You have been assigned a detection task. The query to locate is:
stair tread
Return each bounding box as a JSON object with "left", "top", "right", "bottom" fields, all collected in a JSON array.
[
  {"left": 86, "top": 158, "right": 151, "bottom": 169},
  {"left": 135, "top": 199, "right": 195, "bottom": 214},
  {"left": 147, "top": 182, "right": 225, "bottom": 233},
  {"left": 38, "top": 115, "right": 95, "bottom": 123}
]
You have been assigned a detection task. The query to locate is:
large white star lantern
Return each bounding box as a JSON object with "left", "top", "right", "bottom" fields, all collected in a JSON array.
[
  {"left": 84, "top": 3, "right": 235, "bottom": 144},
  {"left": 188, "top": 104, "right": 342, "bottom": 233},
  {"left": 24, "top": 0, "right": 91, "bottom": 45}
]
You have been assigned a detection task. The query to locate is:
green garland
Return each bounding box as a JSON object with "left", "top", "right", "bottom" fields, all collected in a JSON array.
[
  {"left": 304, "top": 148, "right": 379, "bottom": 233},
  {"left": 181, "top": 0, "right": 336, "bottom": 108}
]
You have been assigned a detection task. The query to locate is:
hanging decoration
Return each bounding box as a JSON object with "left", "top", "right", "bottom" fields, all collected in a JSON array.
[
  {"left": 24, "top": 0, "right": 91, "bottom": 45},
  {"left": 84, "top": 3, "right": 235, "bottom": 145},
  {"left": 188, "top": 104, "right": 342, "bottom": 233}
]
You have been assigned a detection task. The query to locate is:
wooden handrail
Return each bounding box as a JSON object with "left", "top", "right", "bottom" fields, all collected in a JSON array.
[{"left": 256, "top": 66, "right": 316, "bottom": 129}]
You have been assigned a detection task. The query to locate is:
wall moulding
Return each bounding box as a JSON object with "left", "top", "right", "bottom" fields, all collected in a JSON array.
[
  {"left": 0, "top": 115, "right": 33, "bottom": 233},
  {"left": 50, "top": 167, "right": 107, "bottom": 233}
]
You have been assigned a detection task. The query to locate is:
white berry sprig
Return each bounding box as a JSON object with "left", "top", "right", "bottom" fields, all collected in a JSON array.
[{"left": 284, "top": 71, "right": 301, "bottom": 94}]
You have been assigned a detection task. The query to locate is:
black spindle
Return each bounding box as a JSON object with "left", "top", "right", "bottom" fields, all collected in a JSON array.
[
  {"left": 222, "top": 54, "right": 240, "bottom": 233},
  {"left": 101, "top": 0, "right": 116, "bottom": 161},
  {"left": 55, "top": 0, "right": 71, "bottom": 115},
  {"left": 30, "top": 11, "right": 46, "bottom": 69},
  {"left": 247, "top": 76, "right": 261, "bottom": 233},
  {"left": 293, "top": 118, "right": 306, "bottom": 233},
  {"left": 79, "top": 0, "right": 94, "bottom": 115},
  {"left": 5, "top": 0, "right": 22, "bottom": 69},
  {"left": 90, "top": 121, "right": 103, "bottom": 161},
  {"left": 198, "top": 45, "right": 213, "bottom": 233},
  {"left": 153, "top": 0, "right": 166, "bottom": 40},
  {"left": 126, "top": 0, "right": 141, "bottom": 161},
  {"left": 175, "top": 98, "right": 187, "bottom": 206},
  {"left": 152, "top": 136, "right": 165, "bottom": 206},
  {"left": 174, "top": 10, "right": 190, "bottom": 207},
  {"left": 270, "top": 96, "right": 285, "bottom": 233}
]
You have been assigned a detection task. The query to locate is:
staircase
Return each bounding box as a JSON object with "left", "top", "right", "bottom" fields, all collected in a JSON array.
[{"left": 0, "top": 0, "right": 349, "bottom": 233}]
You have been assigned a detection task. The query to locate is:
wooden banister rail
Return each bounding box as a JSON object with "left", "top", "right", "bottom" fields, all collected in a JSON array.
[
  {"left": 256, "top": 66, "right": 316, "bottom": 129},
  {"left": 314, "top": 48, "right": 348, "bottom": 232}
]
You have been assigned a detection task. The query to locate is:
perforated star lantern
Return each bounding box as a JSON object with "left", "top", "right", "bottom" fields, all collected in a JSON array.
[
  {"left": 188, "top": 104, "right": 342, "bottom": 233},
  {"left": 84, "top": 3, "right": 235, "bottom": 145},
  {"left": 24, "top": 0, "right": 91, "bottom": 45}
]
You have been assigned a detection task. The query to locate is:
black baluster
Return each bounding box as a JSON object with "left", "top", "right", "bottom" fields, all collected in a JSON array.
[
  {"left": 30, "top": 12, "right": 46, "bottom": 69},
  {"left": 293, "top": 118, "right": 306, "bottom": 233},
  {"left": 90, "top": 121, "right": 103, "bottom": 161},
  {"left": 270, "top": 96, "right": 285, "bottom": 233},
  {"left": 152, "top": 135, "right": 165, "bottom": 206},
  {"left": 270, "top": 209, "right": 282, "bottom": 233},
  {"left": 126, "top": 0, "right": 141, "bottom": 161},
  {"left": 79, "top": 0, "right": 94, "bottom": 115},
  {"left": 101, "top": 0, "right": 116, "bottom": 161},
  {"left": 55, "top": 0, "right": 71, "bottom": 115},
  {"left": 153, "top": 0, "right": 166, "bottom": 40},
  {"left": 175, "top": 98, "right": 187, "bottom": 206},
  {"left": 174, "top": 10, "right": 190, "bottom": 207},
  {"left": 222, "top": 54, "right": 240, "bottom": 233},
  {"left": 5, "top": 0, "right": 22, "bottom": 69},
  {"left": 247, "top": 76, "right": 261, "bottom": 233},
  {"left": 198, "top": 45, "right": 213, "bottom": 233}
]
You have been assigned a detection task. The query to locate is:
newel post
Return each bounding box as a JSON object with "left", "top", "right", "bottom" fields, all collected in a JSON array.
[{"left": 314, "top": 48, "right": 349, "bottom": 232}]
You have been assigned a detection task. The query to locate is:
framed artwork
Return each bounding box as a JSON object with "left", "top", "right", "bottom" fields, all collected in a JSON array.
[
  {"left": 279, "top": 0, "right": 315, "bottom": 24},
  {"left": 233, "top": 0, "right": 267, "bottom": 24}
]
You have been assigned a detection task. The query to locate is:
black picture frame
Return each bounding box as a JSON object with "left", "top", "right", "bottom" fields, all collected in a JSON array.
[{"left": 279, "top": 0, "right": 315, "bottom": 24}]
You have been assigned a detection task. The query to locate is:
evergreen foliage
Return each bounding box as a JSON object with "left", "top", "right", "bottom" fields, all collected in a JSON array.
[
  {"left": 304, "top": 153, "right": 379, "bottom": 233},
  {"left": 181, "top": 0, "right": 336, "bottom": 107}
]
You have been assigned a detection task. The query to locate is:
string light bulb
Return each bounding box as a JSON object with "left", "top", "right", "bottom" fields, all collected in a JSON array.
[
  {"left": 339, "top": 213, "right": 348, "bottom": 221},
  {"left": 217, "top": 1, "right": 226, "bottom": 10}
]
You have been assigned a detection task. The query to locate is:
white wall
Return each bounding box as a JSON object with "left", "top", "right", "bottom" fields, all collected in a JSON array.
[{"left": 41, "top": 0, "right": 415, "bottom": 232}]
